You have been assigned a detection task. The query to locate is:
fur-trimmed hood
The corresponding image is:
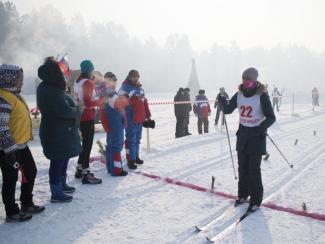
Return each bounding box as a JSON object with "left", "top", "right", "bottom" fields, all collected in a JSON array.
[{"left": 238, "top": 81, "right": 267, "bottom": 96}]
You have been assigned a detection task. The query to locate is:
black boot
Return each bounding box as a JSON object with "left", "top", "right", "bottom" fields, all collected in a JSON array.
[
  {"left": 6, "top": 212, "right": 32, "bottom": 222},
  {"left": 135, "top": 157, "right": 144, "bottom": 165},
  {"left": 74, "top": 168, "right": 82, "bottom": 179},
  {"left": 21, "top": 203, "right": 45, "bottom": 214},
  {"left": 128, "top": 160, "right": 138, "bottom": 170},
  {"left": 82, "top": 172, "right": 102, "bottom": 185}
]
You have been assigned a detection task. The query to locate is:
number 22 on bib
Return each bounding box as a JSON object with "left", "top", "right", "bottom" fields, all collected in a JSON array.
[{"left": 237, "top": 93, "right": 265, "bottom": 127}]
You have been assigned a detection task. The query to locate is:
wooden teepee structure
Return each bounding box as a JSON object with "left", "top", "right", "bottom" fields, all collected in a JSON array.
[{"left": 187, "top": 59, "right": 201, "bottom": 95}]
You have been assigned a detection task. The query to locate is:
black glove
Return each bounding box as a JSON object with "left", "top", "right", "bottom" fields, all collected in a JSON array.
[
  {"left": 4, "top": 152, "right": 20, "bottom": 169},
  {"left": 143, "top": 119, "right": 155, "bottom": 129}
]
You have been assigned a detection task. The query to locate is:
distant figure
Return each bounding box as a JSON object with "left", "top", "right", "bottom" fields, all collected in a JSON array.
[
  {"left": 272, "top": 87, "right": 281, "bottom": 112},
  {"left": 183, "top": 88, "right": 192, "bottom": 136},
  {"left": 193, "top": 89, "right": 211, "bottom": 134},
  {"left": 174, "top": 88, "right": 185, "bottom": 138},
  {"left": 214, "top": 87, "right": 229, "bottom": 126},
  {"left": 312, "top": 87, "right": 320, "bottom": 106}
]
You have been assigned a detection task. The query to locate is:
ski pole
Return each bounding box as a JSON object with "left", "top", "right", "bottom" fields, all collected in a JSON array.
[
  {"left": 266, "top": 133, "right": 294, "bottom": 168},
  {"left": 223, "top": 111, "right": 238, "bottom": 180}
]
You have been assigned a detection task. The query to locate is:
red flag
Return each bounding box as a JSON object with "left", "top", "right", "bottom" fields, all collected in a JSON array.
[{"left": 58, "top": 54, "right": 71, "bottom": 80}]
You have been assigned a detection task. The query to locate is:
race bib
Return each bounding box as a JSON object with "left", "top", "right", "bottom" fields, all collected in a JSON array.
[{"left": 237, "top": 93, "right": 265, "bottom": 127}]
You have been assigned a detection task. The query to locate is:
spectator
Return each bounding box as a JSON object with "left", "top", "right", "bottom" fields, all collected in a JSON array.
[
  {"left": 74, "top": 60, "right": 104, "bottom": 184},
  {"left": 183, "top": 88, "right": 192, "bottom": 136},
  {"left": 174, "top": 88, "right": 186, "bottom": 138},
  {"left": 119, "top": 70, "right": 151, "bottom": 169},
  {"left": 37, "top": 57, "right": 82, "bottom": 202},
  {"left": 0, "top": 64, "right": 45, "bottom": 222},
  {"left": 193, "top": 90, "right": 211, "bottom": 134},
  {"left": 214, "top": 87, "right": 229, "bottom": 126},
  {"left": 101, "top": 72, "right": 128, "bottom": 176}
]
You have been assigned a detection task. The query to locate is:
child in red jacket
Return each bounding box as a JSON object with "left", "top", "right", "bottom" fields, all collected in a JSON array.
[{"left": 193, "top": 89, "right": 211, "bottom": 134}]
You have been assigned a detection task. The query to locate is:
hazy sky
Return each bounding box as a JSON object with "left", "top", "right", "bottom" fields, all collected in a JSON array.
[{"left": 12, "top": 0, "right": 325, "bottom": 52}]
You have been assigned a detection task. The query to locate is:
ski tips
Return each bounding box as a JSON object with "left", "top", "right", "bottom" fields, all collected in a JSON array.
[
  {"left": 195, "top": 226, "right": 202, "bottom": 232},
  {"left": 206, "top": 237, "right": 214, "bottom": 243}
]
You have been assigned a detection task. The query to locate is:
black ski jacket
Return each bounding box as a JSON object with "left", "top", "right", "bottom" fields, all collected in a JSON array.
[{"left": 220, "top": 82, "right": 276, "bottom": 154}]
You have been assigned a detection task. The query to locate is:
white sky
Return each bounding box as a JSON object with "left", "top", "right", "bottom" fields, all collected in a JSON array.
[{"left": 12, "top": 0, "right": 325, "bottom": 52}]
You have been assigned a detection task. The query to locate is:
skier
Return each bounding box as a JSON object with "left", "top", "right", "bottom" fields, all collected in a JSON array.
[
  {"left": 214, "top": 87, "right": 229, "bottom": 126},
  {"left": 37, "top": 57, "right": 81, "bottom": 203},
  {"left": 74, "top": 60, "right": 104, "bottom": 184},
  {"left": 0, "top": 64, "right": 45, "bottom": 222},
  {"left": 193, "top": 90, "right": 211, "bottom": 134},
  {"left": 119, "top": 70, "right": 151, "bottom": 169},
  {"left": 174, "top": 88, "right": 186, "bottom": 138},
  {"left": 272, "top": 87, "right": 281, "bottom": 112},
  {"left": 100, "top": 72, "right": 128, "bottom": 176},
  {"left": 218, "top": 67, "right": 276, "bottom": 212},
  {"left": 312, "top": 87, "right": 320, "bottom": 106},
  {"left": 183, "top": 88, "right": 192, "bottom": 136}
]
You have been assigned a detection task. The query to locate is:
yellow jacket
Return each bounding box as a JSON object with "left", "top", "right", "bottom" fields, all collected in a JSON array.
[{"left": 0, "top": 88, "right": 33, "bottom": 145}]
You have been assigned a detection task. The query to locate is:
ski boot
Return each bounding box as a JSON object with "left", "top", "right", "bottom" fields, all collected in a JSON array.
[
  {"left": 247, "top": 204, "right": 259, "bottom": 213},
  {"left": 234, "top": 198, "right": 247, "bottom": 207}
]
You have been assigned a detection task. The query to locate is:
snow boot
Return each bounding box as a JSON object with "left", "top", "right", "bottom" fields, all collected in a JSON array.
[
  {"left": 135, "top": 157, "right": 144, "bottom": 165},
  {"left": 62, "top": 175, "right": 76, "bottom": 194},
  {"left": 234, "top": 198, "right": 247, "bottom": 207},
  {"left": 82, "top": 172, "right": 102, "bottom": 185},
  {"left": 75, "top": 168, "right": 93, "bottom": 179},
  {"left": 127, "top": 160, "right": 138, "bottom": 170},
  {"left": 21, "top": 203, "right": 45, "bottom": 214},
  {"left": 6, "top": 212, "right": 32, "bottom": 223},
  {"left": 50, "top": 183, "right": 73, "bottom": 203}
]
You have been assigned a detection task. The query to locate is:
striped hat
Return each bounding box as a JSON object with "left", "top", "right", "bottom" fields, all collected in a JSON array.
[{"left": 0, "top": 64, "right": 22, "bottom": 92}]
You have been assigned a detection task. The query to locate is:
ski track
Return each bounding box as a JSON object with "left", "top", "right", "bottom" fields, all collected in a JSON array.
[{"left": 0, "top": 99, "right": 325, "bottom": 243}]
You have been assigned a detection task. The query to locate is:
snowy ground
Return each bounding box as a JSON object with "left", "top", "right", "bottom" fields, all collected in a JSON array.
[{"left": 0, "top": 94, "right": 325, "bottom": 244}]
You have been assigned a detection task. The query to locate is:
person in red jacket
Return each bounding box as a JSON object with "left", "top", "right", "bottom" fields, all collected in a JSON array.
[
  {"left": 119, "top": 71, "right": 152, "bottom": 169},
  {"left": 74, "top": 60, "right": 104, "bottom": 184},
  {"left": 193, "top": 89, "right": 211, "bottom": 134}
]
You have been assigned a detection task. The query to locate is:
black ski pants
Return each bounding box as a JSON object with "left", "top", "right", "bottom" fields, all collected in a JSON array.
[
  {"left": 77, "top": 120, "right": 95, "bottom": 171},
  {"left": 0, "top": 147, "right": 37, "bottom": 216},
  {"left": 237, "top": 151, "right": 263, "bottom": 206}
]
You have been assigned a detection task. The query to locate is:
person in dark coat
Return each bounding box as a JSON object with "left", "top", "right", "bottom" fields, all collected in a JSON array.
[
  {"left": 214, "top": 87, "right": 229, "bottom": 126},
  {"left": 174, "top": 88, "right": 186, "bottom": 138},
  {"left": 193, "top": 90, "right": 211, "bottom": 134},
  {"left": 218, "top": 67, "right": 276, "bottom": 213},
  {"left": 37, "top": 57, "right": 82, "bottom": 203},
  {"left": 183, "top": 88, "right": 192, "bottom": 136}
]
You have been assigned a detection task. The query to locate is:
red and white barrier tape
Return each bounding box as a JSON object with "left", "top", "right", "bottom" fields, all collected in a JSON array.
[{"left": 148, "top": 100, "right": 216, "bottom": 105}]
